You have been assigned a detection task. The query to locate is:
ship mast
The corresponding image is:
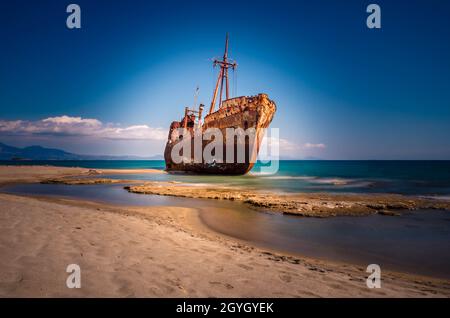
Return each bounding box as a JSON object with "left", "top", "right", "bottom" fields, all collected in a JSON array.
[{"left": 209, "top": 33, "right": 237, "bottom": 114}]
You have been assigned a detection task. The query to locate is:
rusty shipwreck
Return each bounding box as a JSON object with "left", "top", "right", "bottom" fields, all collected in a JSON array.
[{"left": 164, "top": 35, "right": 276, "bottom": 175}]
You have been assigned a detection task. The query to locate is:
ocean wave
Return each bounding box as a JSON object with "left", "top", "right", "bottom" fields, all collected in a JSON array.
[
  {"left": 419, "top": 195, "right": 450, "bottom": 201},
  {"left": 307, "top": 181, "right": 374, "bottom": 189},
  {"left": 258, "top": 175, "right": 316, "bottom": 181},
  {"left": 309, "top": 178, "right": 351, "bottom": 185},
  {"left": 251, "top": 174, "right": 377, "bottom": 188},
  {"left": 257, "top": 175, "right": 354, "bottom": 185},
  {"left": 248, "top": 171, "right": 280, "bottom": 176}
]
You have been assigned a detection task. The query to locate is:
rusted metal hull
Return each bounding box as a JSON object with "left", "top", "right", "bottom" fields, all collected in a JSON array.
[
  {"left": 164, "top": 94, "right": 276, "bottom": 175},
  {"left": 164, "top": 162, "right": 254, "bottom": 175}
]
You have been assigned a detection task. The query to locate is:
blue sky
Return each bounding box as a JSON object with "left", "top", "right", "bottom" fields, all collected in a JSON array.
[{"left": 1, "top": 0, "right": 450, "bottom": 159}]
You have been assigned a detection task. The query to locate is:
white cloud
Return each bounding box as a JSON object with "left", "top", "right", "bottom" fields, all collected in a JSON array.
[
  {"left": 259, "top": 135, "right": 302, "bottom": 160},
  {"left": 303, "top": 142, "right": 326, "bottom": 149},
  {"left": 260, "top": 136, "right": 327, "bottom": 159},
  {"left": 43, "top": 115, "right": 101, "bottom": 126},
  {"left": 0, "top": 115, "right": 166, "bottom": 141},
  {"left": 261, "top": 136, "right": 300, "bottom": 152}
]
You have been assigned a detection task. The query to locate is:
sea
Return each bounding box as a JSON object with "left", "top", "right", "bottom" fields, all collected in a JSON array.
[{"left": 2, "top": 160, "right": 450, "bottom": 197}]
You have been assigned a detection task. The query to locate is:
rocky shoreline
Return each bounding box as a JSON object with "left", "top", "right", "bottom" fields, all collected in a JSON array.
[
  {"left": 125, "top": 182, "right": 450, "bottom": 217},
  {"left": 38, "top": 176, "right": 450, "bottom": 217}
]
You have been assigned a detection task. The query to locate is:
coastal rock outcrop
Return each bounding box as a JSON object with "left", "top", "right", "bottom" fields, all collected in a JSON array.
[{"left": 124, "top": 182, "right": 450, "bottom": 217}]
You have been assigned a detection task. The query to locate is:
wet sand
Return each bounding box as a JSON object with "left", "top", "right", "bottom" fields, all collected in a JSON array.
[
  {"left": 0, "top": 165, "right": 162, "bottom": 186},
  {"left": 1, "top": 166, "right": 450, "bottom": 297}
]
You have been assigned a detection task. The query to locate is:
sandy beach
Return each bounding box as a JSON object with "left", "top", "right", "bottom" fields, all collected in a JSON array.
[{"left": 1, "top": 166, "right": 450, "bottom": 297}]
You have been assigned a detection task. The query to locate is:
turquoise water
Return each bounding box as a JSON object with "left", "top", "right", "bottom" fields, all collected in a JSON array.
[
  {"left": 0, "top": 160, "right": 450, "bottom": 195},
  {"left": 3, "top": 160, "right": 448, "bottom": 195}
]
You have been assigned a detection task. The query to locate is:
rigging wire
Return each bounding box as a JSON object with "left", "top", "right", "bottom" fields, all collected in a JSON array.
[
  {"left": 233, "top": 67, "right": 237, "bottom": 97},
  {"left": 212, "top": 62, "right": 215, "bottom": 95}
]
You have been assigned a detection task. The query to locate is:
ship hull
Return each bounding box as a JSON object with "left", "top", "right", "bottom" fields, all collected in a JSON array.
[
  {"left": 164, "top": 94, "right": 276, "bottom": 175},
  {"left": 164, "top": 161, "right": 253, "bottom": 175}
]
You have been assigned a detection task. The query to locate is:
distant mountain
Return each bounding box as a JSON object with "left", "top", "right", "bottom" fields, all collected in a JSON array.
[
  {"left": 145, "top": 154, "right": 164, "bottom": 160},
  {"left": 0, "top": 143, "right": 79, "bottom": 160},
  {"left": 277, "top": 154, "right": 323, "bottom": 160},
  {"left": 301, "top": 156, "right": 323, "bottom": 160},
  {"left": 0, "top": 142, "right": 163, "bottom": 160}
]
